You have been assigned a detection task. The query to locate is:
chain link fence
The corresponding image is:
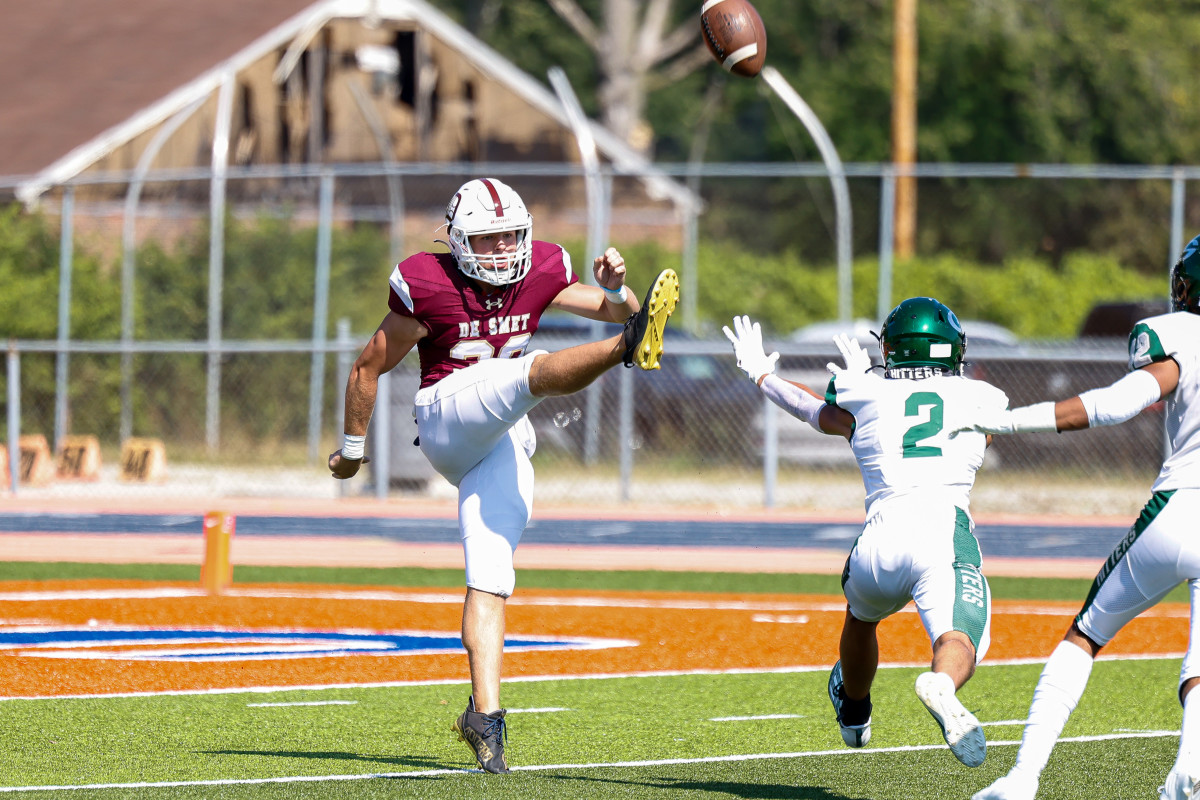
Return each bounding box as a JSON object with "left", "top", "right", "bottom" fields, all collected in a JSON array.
[
  {"left": 1, "top": 163, "right": 1188, "bottom": 518},
  {"left": 3, "top": 334, "right": 1165, "bottom": 519}
]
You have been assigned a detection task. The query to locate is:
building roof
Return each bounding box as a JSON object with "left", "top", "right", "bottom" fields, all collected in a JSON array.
[
  {"left": 0, "top": 0, "right": 314, "bottom": 180},
  {"left": 1, "top": 0, "right": 697, "bottom": 211}
]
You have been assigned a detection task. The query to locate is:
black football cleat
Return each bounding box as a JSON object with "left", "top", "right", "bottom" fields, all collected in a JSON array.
[
  {"left": 828, "top": 660, "right": 872, "bottom": 748},
  {"left": 621, "top": 268, "right": 680, "bottom": 370},
  {"left": 452, "top": 696, "right": 511, "bottom": 774}
]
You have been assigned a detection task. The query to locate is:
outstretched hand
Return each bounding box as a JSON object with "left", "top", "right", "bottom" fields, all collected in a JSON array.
[
  {"left": 328, "top": 450, "right": 371, "bottom": 479},
  {"left": 827, "top": 333, "right": 872, "bottom": 377},
  {"left": 722, "top": 315, "right": 779, "bottom": 384}
]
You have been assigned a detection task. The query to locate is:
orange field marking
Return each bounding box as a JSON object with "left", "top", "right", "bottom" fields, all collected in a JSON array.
[{"left": 0, "top": 580, "right": 1187, "bottom": 698}]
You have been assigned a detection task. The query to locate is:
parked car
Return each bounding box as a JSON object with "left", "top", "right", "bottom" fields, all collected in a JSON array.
[
  {"left": 528, "top": 315, "right": 761, "bottom": 462},
  {"left": 787, "top": 317, "right": 1019, "bottom": 384},
  {"left": 790, "top": 317, "right": 1019, "bottom": 353},
  {"left": 1078, "top": 300, "right": 1169, "bottom": 339}
]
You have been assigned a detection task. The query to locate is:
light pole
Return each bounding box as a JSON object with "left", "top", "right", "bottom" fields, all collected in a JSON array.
[
  {"left": 761, "top": 66, "right": 854, "bottom": 321},
  {"left": 893, "top": 0, "right": 918, "bottom": 259}
]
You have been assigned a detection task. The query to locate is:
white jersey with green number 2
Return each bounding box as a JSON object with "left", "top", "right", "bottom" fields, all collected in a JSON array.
[
  {"left": 1130, "top": 311, "right": 1200, "bottom": 492},
  {"left": 825, "top": 371, "right": 1009, "bottom": 518}
]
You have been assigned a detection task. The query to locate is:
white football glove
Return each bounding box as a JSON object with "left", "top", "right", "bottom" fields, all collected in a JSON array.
[
  {"left": 722, "top": 315, "right": 779, "bottom": 384},
  {"left": 827, "top": 333, "right": 872, "bottom": 377}
]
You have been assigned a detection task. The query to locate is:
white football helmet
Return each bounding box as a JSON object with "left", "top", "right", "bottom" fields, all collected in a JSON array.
[{"left": 442, "top": 178, "right": 533, "bottom": 286}]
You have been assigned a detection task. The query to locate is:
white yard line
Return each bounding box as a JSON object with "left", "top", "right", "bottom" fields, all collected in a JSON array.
[
  {"left": 0, "top": 730, "right": 1180, "bottom": 793},
  {"left": 246, "top": 701, "right": 357, "bottom": 708},
  {"left": 0, "top": 654, "right": 1184, "bottom": 703},
  {"left": 5, "top": 586, "right": 1180, "bottom": 618},
  {"left": 709, "top": 714, "right": 805, "bottom": 721}
]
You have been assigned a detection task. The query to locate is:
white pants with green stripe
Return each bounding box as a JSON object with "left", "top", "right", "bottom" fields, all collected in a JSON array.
[
  {"left": 1078, "top": 489, "right": 1200, "bottom": 689},
  {"left": 842, "top": 497, "right": 991, "bottom": 662}
]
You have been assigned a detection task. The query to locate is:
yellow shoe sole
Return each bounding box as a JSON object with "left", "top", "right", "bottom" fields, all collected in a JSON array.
[{"left": 635, "top": 269, "right": 680, "bottom": 370}]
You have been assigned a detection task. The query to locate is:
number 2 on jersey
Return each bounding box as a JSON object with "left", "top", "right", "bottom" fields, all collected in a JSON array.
[{"left": 902, "top": 391, "right": 944, "bottom": 458}]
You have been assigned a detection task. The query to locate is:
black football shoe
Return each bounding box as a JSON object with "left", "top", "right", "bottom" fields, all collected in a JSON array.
[
  {"left": 621, "top": 268, "right": 680, "bottom": 369},
  {"left": 451, "top": 696, "right": 511, "bottom": 774},
  {"left": 828, "top": 660, "right": 872, "bottom": 748}
]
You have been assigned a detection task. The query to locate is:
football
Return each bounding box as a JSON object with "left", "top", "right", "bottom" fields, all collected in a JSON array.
[{"left": 700, "top": 0, "right": 767, "bottom": 78}]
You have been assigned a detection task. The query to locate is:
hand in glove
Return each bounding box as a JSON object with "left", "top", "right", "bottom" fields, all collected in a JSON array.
[
  {"left": 722, "top": 315, "right": 779, "bottom": 384},
  {"left": 827, "top": 333, "right": 872, "bottom": 377}
]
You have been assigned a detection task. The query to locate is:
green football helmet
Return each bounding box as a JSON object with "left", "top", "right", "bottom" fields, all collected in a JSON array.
[
  {"left": 1171, "top": 234, "right": 1200, "bottom": 314},
  {"left": 879, "top": 297, "right": 966, "bottom": 377}
]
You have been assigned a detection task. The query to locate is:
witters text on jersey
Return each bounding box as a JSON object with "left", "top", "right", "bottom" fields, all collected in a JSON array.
[{"left": 884, "top": 366, "right": 956, "bottom": 380}]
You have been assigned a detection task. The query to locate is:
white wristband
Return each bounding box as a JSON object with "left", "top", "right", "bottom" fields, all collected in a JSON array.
[
  {"left": 602, "top": 285, "right": 628, "bottom": 303},
  {"left": 1010, "top": 401, "right": 1058, "bottom": 433},
  {"left": 341, "top": 434, "right": 366, "bottom": 460}
]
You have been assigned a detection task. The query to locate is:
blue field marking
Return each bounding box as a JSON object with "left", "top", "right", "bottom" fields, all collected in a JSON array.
[
  {"left": 0, "top": 512, "right": 1129, "bottom": 560},
  {"left": 0, "top": 625, "right": 628, "bottom": 662}
]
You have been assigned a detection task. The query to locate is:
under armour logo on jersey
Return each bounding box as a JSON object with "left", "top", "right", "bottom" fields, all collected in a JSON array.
[{"left": 485, "top": 297, "right": 505, "bottom": 311}]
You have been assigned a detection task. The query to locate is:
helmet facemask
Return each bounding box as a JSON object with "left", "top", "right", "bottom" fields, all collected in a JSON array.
[
  {"left": 879, "top": 297, "right": 967, "bottom": 379},
  {"left": 442, "top": 178, "right": 533, "bottom": 286},
  {"left": 1171, "top": 234, "right": 1200, "bottom": 314}
]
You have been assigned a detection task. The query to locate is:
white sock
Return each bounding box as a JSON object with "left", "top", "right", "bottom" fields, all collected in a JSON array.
[
  {"left": 1172, "top": 686, "right": 1200, "bottom": 776},
  {"left": 1012, "top": 641, "right": 1094, "bottom": 778}
]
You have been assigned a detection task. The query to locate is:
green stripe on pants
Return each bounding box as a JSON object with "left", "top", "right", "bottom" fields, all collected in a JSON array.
[{"left": 952, "top": 507, "right": 987, "bottom": 651}]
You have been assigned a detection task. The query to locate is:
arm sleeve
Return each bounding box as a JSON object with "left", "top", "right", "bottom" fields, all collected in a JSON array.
[
  {"left": 1078, "top": 368, "right": 1163, "bottom": 428},
  {"left": 759, "top": 374, "right": 826, "bottom": 432}
]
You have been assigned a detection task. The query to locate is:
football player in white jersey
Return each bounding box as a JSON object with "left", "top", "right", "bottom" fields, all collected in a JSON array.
[
  {"left": 725, "top": 297, "right": 1010, "bottom": 768},
  {"left": 961, "top": 234, "right": 1200, "bottom": 800}
]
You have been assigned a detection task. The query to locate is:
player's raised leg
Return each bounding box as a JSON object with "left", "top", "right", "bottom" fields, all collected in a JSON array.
[{"left": 527, "top": 268, "right": 680, "bottom": 396}]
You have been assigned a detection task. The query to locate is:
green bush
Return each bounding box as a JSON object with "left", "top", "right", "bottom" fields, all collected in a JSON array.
[
  {"left": 691, "top": 240, "right": 1163, "bottom": 338},
  {"left": 0, "top": 205, "right": 1168, "bottom": 447}
]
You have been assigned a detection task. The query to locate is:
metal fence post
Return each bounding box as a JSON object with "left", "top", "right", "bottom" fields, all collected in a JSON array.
[
  {"left": 877, "top": 166, "right": 897, "bottom": 323},
  {"left": 7, "top": 343, "right": 19, "bottom": 494},
  {"left": 1168, "top": 168, "right": 1187, "bottom": 462},
  {"left": 374, "top": 369, "right": 391, "bottom": 500},
  {"left": 335, "top": 318, "right": 353, "bottom": 498},
  {"left": 618, "top": 366, "right": 634, "bottom": 502},
  {"left": 54, "top": 186, "right": 74, "bottom": 451},
  {"left": 309, "top": 170, "right": 334, "bottom": 461},
  {"left": 763, "top": 395, "right": 777, "bottom": 508},
  {"left": 206, "top": 70, "right": 234, "bottom": 453}
]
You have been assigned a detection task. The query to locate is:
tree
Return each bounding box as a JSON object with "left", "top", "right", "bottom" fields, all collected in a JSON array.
[
  {"left": 453, "top": 1, "right": 710, "bottom": 154},
  {"left": 446, "top": 0, "right": 1200, "bottom": 268},
  {"left": 545, "top": 0, "right": 711, "bottom": 152}
]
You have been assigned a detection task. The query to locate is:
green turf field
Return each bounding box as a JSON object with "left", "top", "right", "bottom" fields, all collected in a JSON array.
[{"left": 0, "top": 563, "right": 1187, "bottom": 799}]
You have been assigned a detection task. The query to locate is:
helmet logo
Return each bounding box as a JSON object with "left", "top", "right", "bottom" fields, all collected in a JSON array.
[{"left": 479, "top": 178, "right": 505, "bottom": 217}]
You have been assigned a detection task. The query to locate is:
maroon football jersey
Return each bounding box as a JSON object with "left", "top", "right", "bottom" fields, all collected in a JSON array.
[{"left": 388, "top": 241, "right": 579, "bottom": 387}]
